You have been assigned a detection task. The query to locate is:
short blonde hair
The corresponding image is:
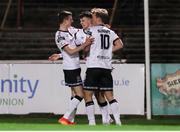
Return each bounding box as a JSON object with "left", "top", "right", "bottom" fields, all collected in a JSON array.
[
  {"left": 91, "top": 8, "right": 109, "bottom": 24},
  {"left": 91, "top": 8, "right": 108, "bottom": 15}
]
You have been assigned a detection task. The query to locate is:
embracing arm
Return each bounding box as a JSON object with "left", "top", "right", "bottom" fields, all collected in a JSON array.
[
  {"left": 112, "top": 38, "right": 123, "bottom": 53},
  {"left": 64, "top": 37, "right": 94, "bottom": 55},
  {"left": 48, "top": 53, "right": 62, "bottom": 61}
]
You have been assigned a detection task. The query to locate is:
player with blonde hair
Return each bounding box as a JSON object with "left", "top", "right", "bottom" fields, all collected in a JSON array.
[{"left": 83, "top": 8, "right": 123, "bottom": 125}]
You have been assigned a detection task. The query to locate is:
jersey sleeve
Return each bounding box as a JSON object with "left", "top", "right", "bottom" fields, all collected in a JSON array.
[
  {"left": 111, "top": 31, "right": 122, "bottom": 45},
  {"left": 55, "top": 32, "right": 68, "bottom": 49},
  {"left": 111, "top": 31, "right": 119, "bottom": 42}
]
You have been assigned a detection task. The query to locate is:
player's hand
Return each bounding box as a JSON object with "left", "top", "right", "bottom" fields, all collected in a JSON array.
[
  {"left": 84, "top": 45, "right": 90, "bottom": 53},
  {"left": 48, "top": 53, "right": 61, "bottom": 61},
  {"left": 84, "top": 37, "right": 94, "bottom": 46}
]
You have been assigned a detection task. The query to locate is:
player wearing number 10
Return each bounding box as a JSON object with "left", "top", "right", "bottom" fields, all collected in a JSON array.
[{"left": 83, "top": 8, "right": 123, "bottom": 125}]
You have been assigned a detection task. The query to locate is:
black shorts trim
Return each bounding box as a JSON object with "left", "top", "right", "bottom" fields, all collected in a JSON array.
[
  {"left": 65, "top": 82, "right": 83, "bottom": 87},
  {"left": 83, "top": 86, "right": 113, "bottom": 91}
]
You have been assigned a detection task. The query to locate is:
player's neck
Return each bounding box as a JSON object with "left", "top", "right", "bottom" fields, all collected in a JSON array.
[
  {"left": 89, "top": 24, "right": 92, "bottom": 27},
  {"left": 95, "top": 22, "right": 104, "bottom": 26},
  {"left": 83, "top": 24, "right": 92, "bottom": 30},
  {"left": 59, "top": 24, "right": 68, "bottom": 31}
]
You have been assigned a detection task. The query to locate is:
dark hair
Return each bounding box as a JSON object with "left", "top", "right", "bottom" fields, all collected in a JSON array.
[
  {"left": 79, "top": 11, "right": 92, "bottom": 19},
  {"left": 58, "top": 10, "right": 72, "bottom": 24}
]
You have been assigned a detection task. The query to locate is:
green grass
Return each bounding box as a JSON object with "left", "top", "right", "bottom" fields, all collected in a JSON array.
[{"left": 0, "top": 115, "right": 180, "bottom": 131}]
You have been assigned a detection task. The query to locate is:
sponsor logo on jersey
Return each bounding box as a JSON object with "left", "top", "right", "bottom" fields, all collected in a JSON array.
[{"left": 97, "top": 55, "right": 110, "bottom": 59}]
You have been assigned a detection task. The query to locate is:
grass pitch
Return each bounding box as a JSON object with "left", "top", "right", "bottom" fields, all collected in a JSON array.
[{"left": 0, "top": 115, "right": 179, "bottom": 131}]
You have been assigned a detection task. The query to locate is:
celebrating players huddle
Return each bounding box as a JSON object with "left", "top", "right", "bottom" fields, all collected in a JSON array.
[{"left": 48, "top": 8, "right": 123, "bottom": 126}]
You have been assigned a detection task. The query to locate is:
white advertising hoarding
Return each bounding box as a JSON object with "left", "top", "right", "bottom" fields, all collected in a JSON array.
[{"left": 0, "top": 63, "right": 144, "bottom": 115}]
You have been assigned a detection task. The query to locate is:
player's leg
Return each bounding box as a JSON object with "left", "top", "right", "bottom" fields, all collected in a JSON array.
[
  {"left": 103, "top": 91, "right": 121, "bottom": 125},
  {"left": 84, "top": 89, "right": 95, "bottom": 125},
  {"left": 66, "top": 85, "right": 83, "bottom": 123},
  {"left": 83, "top": 68, "right": 100, "bottom": 125},
  {"left": 68, "top": 89, "right": 77, "bottom": 122},
  {"left": 59, "top": 86, "right": 77, "bottom": 125},
  {"left": 68, "top": 85, "right": 84, "bottom": 122},
  {"left": 63, "top": 85, "right": 83, "bottom": 119},
  {"left": 94, "top": 91, "right": 113, "bottom": 124},
  {"left": 69, "top": 68, "right": 84, "bottom": 121},
  {"left": 99, "top": 69, "right": 121, "bottom": 125},
  {"left": 59, "top": 68, "right": 83, "bottom": 125}
]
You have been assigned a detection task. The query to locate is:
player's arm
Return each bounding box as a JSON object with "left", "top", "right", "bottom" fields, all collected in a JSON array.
[
  {"left": 82, "top": 45, "right": 90, "bottom": 58},
  {"left": 48, "top": 53, "right": 62, "bottom": 61},
  {"left": 64, "top": 37, "right": 94, "bottom": 55},
  {"left": 112, "top": 38, "right": 123, "bottom": 52},
  {"left": 83, "top": 45, "right": 90, "bottom": 53}
]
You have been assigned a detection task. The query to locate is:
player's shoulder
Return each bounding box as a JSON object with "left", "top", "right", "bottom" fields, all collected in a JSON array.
[
  {"left": 55, "top": 32, "right": 65, "bottom": 43},
  {"left": 89, "top": 25, "right": 99, "bottom": 30},
  {"left": 102, "top": 26, "right": 115, "bottom": 33},
  {"left": 90, "top": 25, "right": 109, "bottom": 30},
  {"left": 88, "top": 26, "right": 99, "bottom": 34},
  {"left": 103, "top": 26, "right": 117, "bottom": 35},
  {"left": 55, "top": 30, "right": 59, "bottom": 35},
  {"left": 92, "top": 25, "right": 112, "bottom": 34},
  {"left": 55, "top": 30, "right": 67, "bottom": 42},
  {"left": 56, "top": 29, "right": 74, "bottom": 38},
  {"left": 55, "top": 30, "right": 66, "bottom": 36}
]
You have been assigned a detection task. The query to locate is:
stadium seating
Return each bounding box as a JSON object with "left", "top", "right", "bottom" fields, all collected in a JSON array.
[{"left": 0, "top": 0, "right": 180, "bottom": 63}]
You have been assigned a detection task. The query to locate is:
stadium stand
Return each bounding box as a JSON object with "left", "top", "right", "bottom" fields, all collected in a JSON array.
[{"left": 0, "top": 0, "right": 180, "bottom": 63}]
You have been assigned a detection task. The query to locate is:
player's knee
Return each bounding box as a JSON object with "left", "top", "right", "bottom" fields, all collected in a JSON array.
[
  {"left": 76, "top": 92, "right": 84, "bottom": 98},
  {"left": 97, "top": 101, "right": 108, "bottom": 107},
  {"left": 74, "top": 95, "right": 83, "bottom": 102},
  {"left": 85, "top": 101, "right": 94, "bottom": 107},
  {"left": 84, "top": 95, "right": 93, "bottom": 103},
  {"left": 109, "top": 99, "right": 118, "bottom": 104}
]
